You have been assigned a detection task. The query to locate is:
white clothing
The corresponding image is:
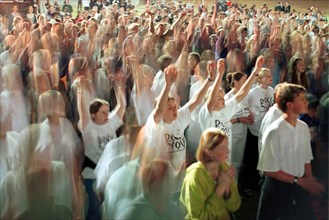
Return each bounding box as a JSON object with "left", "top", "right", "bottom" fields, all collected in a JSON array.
[
  {"left": 199, "top": 96, "right": 241, "bottom": 138},
  {"left": 185, "top": 80, "right": 204, "bottom": 156},
  {"left": 0, "top": 131, "right": 19, "bottom": 182},
  {"left": 0, "top": 90, "right": 29, "bottom": 133},
  {"left": 145, "top": 105, "right": 191, "bottom": 171},
  {"left": 150, "top": 70, "right": 177, "bottom": 99},
  {"left": 198, "top": 97, "right": 241, "bottom": 162},
  {"left": 257, "top": 117, "right": 313, "bottom": 177},
  {"left": 224, "top": 91, "right": 250, "bottom": 173},
  {"left": 94, "top": 136, "right": 130, "bottom": 196},
  {"left": 101, "top": 159, "right": 141, "bottom": 220},
  {"left": 131, "top": 86, "right": 154, "bottom": 126},
  {"left": 80, "top": 113, "right": 123, "bottom": 179},
  {"left": 247, "top": 86, "right": 274, "bottom": 136},
  {"left": 258, "top": 104, "right": 283, "bottom": 152}
]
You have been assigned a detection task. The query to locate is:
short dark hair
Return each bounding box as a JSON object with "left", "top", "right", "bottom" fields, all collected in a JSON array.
[{"left": 89, "top": 99, "right": 109, "bottom": 114}]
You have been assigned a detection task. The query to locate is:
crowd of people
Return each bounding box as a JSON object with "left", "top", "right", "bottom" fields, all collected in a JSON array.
[{"left": 0, "top": 0, "right": 328, "bottom": 219}]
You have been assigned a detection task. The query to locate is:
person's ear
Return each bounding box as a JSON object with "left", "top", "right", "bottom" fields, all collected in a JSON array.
[{"left": 286, "top": 101, "right": 293, "bottom": 110}]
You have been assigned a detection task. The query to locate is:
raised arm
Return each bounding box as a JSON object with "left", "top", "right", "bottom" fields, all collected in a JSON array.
[
  {"left": 206, "top": 59, "right": 225, "bottom": 113},
  {"left": 153, "top": 64, "right": 177, "bottom": 124},
  {"left": 111, "top": 74, "right": 127, "bottom": 120},
  {"left": 235, "top": 55, "right": 264, "bottom": 103},
  {"left": 187, "top": 61, "right": 216, "bottom": 112},
  {"left": 76, "top": 76, "right": 91, "bottom": 130}
]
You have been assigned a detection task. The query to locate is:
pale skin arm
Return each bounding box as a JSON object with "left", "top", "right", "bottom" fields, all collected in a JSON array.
[
  {"left": 234, "top": 55, "right": 265, "bottom": 103},
  {"left": 153, "top": 64, "right": 178, "bottom": 124},
  {"left": 110, "top": 74, "right": 127, "bottom": 120},
  {"left": 76, "top": 76, "right": 91, "bottom": 130},
  {"left": 264, "top": 165, "right": 325, "bottom": 197},
  {"left": 206, "top": 59, "right": 225, "bottom": 113},
  {"left": 187, "top": 60, "right": 216, "bottom": 112}
]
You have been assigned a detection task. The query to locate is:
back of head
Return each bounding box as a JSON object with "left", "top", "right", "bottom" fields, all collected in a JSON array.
[{"left": 38, "top": 90, "right": 66, "bottom": 121}]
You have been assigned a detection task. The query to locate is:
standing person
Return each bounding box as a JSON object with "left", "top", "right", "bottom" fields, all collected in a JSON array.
[
  {"left": 26, "top": 6, "right": 37, "bottom": 24},
  {"left": 180, "top": 128, "right": 241, "bottom": 219},
  {"left": 7, "top": 5, "right": 21, "bottom": 32},
  {"left": 257, "top": 83, "right": 325, "bottom": 220},
  {"left": 285, "top": 2, "right": 291, "bottom": 13},
  {"left": 224, "top": 72, "right": 254, "bottom": 181},
  {"left": 241, "top": 68, "right": 274, "bottom": 195},
  {"left": 144, "top": 62, "right": 216, "bottom": 196},
  {"left": 76, "top": 73, "right": 126, "bottom": 220},
  {"left": 198, "top": 56, "right": 264, "bottom": 160},
  {"left": 286, "top": 56, "right": 309, "bottom": 90}
]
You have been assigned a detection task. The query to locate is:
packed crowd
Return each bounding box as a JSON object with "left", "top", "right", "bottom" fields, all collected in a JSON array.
[{"left": 0, "top": 0, "right": 328, "bottom": 219}]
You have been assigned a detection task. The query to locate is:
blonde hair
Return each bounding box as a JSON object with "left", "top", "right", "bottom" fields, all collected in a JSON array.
[
  {"left": 257, "top": 68, "right": 271, "bottom": 84},
  {"left": 196, "top": 128, "right": 227, "bottom": 164}
]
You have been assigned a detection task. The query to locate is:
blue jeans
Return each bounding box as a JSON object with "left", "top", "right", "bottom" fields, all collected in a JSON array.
[{"left": 84, "top": 179, "right": 101, "bottom": 220}]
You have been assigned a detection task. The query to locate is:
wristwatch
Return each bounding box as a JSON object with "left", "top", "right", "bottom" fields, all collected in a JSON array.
[{"left": 293, "top": 176, "right": 298, "bottom": 184}]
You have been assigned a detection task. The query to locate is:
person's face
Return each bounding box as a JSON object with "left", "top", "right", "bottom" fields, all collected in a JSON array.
[
  {"left": 163, "top": 99, "right": 177, "bottom": 123},
  {"left": 28, "top": 6, "right": 33, "bottom": 13},
  {"left": 234, "top": 75, "right": 246, "bottom": 89},
  {"left": 295, "top": 59, "right": 305, "bottom": 73},
  {"left": 187, "top": 55, "right": 198, "bottom": 69},
  {"left": 214, "top": 90, "right": 225, "bottom": 110},
  {"left": 288, "top": 92, "right": 308, "bottom": 114},
  {"left": 211, "top": 137, "right": 229, "bottom": 163},
  {"left": 259, "top": 71, "right": 273, "bottom": 86},
  {"left": 92, "top": 104, "right": 109, "bottom": 124}
]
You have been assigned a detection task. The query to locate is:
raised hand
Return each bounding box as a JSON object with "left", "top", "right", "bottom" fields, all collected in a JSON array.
[
  {"left": 255, "top": 55, "right": 265, "bottom": 70},
  {"left": 164, "top": 64, "right": 178, "bottom": 85},
  {"left": 217, "top": 58, "right": 226, "bottom": 76},
  {"left": 207, "top": 61, "right": 216, "bottom": 81}
]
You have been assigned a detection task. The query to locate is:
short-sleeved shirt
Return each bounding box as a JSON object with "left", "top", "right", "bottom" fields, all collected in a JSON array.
[
  {"left": 257, "top": 117, "right": 313, "bottom": 177},
  {"left": 81, "top": 113, "right": 123, "bottom": 179},
  {"left": 247, "top": 86, "right": 274, "bottom": 136},
  {"left": 199, "top": 97, "right": 240, "bottom": 138},
  {"left": 145, "top": 105, "right": 191, "bottom": 171}
]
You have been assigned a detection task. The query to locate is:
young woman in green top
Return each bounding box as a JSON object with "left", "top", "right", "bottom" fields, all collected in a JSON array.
[{"left": 180, "top": 128, "right": 241, "bottom": 220}]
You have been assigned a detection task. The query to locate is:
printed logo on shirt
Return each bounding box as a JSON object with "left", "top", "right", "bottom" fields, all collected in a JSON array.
[
  {"left": 98, "top": 134, "right": 114, "bottom": 149},
  {"left": 215, "top": 120, "right": 230, "bottom": 134},
  {"left": 164, "top": 133, "right": 186, "bottom": 153},
  {"left": 259, "top": 97, "right": 274, "bottom": 112}
]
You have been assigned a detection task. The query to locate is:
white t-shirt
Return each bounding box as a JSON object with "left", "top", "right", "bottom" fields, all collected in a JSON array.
[
  {"left": 131, "top": 86, "right": 154, "bottom": 126},
  {"left": 199, "top": 96, "right": 241, "bottom": 138},
  {"left": 258, "top": 104, "right": 283, "bottom": 152},
  {"left": 81, "top": 113, "right": 123, "bottom": 179},
  {"left": 145, "top": 105, "right": 191, "bottom": 170},
  {"left": 224, "top": 90, "right": 251, "bottom": 135},
  {"left": 95, "top": 135, "right": 130, "bottom": 195},
  {"left": 257, "top": 117, "right": 313, "bottom": 177},
  {"left": 150, "top": 70, "right": 177, "bottom": 99},
  {"left": 247, "top": 86, "right": 274, "bottom": 136}
]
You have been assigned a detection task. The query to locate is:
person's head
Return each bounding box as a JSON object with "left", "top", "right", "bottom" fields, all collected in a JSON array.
[
  {"left": 187, "top": 52, "right": 201, "bottom": 70},
  {"left": 276, "top": 83, "right": 307, "bottom": 114},
  {"left": 226, "top": 71, "right": 247, "bottom": 90},
  {"left": 141, "top": 159, "right": 171, "bottom": 197},
  {"left": 196, "top": 128, "right": 229, "bottom": 165},
  {"left": 200, "top": 49, "right": 215, "bottom": 61},
  {"left": 28, "top": 6, "right": 34, "bottom": 13},
  {"left": 89, "top": 99, "right": 110, "bottom": 125},
  {"left": 257, "top": 68, "right": 272, "bottom": 86},
  {"left": 305, "top": 94, "right": 319, "bottom": 117},
  {"left": 161, "top": 97, "right": 178, "bottom": 123},
  {"left": 1, "top": 64, "right": 22, "bottom": 91},
  {"left": 157, "top": 55, "right": 173, "bottom": 71},
  {"left": 38, "top": 90, "right": 65, "bottom": 123}
]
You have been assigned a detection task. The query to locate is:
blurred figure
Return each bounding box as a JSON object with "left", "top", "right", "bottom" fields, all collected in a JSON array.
[
  {"left": 0, "top": 64, "right": 29, "bottom": 132},
  {"left": 118, "top": 159, "right": 183, "bottom": 219}
]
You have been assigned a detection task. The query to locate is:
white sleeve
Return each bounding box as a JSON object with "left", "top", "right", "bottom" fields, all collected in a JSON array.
[{"left": 257, "top": 129, "right": 280, "bottom": 172}]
